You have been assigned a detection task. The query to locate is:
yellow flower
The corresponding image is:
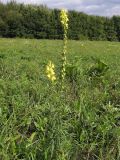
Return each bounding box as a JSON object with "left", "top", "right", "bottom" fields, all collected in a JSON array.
[
  {"left": 60, "top": 9, "right": 69, "bottom": 84},
  {"left": 60, "top": 9, "right": 69, "bottom": 30},
  {"left": 46, "top": 61, "right": 56, "bottom": 82},
  {"left": 51, "top": 76, "right": 56, "bottom": 81}
]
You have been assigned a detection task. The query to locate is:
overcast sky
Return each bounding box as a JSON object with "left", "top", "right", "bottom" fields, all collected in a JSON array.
[{"left": 2, "top": 0, "right": 120, "bottom": 17}]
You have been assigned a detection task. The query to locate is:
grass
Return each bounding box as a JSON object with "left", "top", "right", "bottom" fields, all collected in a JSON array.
[{"left": 0, "top": 38, "right": 120, "bottom": 160}]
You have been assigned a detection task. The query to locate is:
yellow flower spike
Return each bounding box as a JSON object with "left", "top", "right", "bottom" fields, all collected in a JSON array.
[
  {"left": 60, "top": 9, "right": 69, "bottom": 84},
  {"left": 46, "top": 61, "right": 56, "bottom": 82},
  {"left": 60, "top": 9, "right": 69, "bottom": 30}
]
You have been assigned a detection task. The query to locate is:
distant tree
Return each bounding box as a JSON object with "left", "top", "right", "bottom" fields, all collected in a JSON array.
[
  {"left": 104, "top": 18, "right": 117, "bottom": 41},
  {"left": 112, "top": 16, "right": 120, "bottom": 41},
  {"left": 5, "top": 10, "right": 23, "bottom": 37},
  {"left": 0, "top": 1, "right": 119, "bottom": 41},
  {"left": 0, "top": 18, "right": 7, "bottom": 37}
]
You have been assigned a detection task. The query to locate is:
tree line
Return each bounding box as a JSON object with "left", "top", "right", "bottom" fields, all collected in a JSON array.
[{"left": 0, "top": 1, "right": 120, "bottom": 41}]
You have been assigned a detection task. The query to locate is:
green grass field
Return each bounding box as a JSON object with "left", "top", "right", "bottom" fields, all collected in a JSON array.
[{"left": 0, "top": 38, "right": 120, "bottom": 160}]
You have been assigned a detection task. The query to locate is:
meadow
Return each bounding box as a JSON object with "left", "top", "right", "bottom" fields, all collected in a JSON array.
[{"left": 0, "top": 38, "right": 120, "bottom": 160}]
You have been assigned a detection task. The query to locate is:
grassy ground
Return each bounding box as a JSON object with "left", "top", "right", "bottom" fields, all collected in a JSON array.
[{"left": 0, "top": 38, "right": 120, "bottom": 160}]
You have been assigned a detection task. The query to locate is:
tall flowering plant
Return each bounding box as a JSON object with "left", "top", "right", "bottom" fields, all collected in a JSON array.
[
  {"left": 60, "top": 9, "right": 69, "bottom": 84},
  {"left": 46, "top": 9, "right": 69, "bottom": 86}
]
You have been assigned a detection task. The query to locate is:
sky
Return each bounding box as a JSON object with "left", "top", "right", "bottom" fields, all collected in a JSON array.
[{"left": 2, "top": 0, "right": 120, "bottom": 17}]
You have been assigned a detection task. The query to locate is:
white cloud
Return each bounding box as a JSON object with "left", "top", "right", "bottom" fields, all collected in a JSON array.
[{"left": 1, "top": 0, "right": 120, "bottom": 16}]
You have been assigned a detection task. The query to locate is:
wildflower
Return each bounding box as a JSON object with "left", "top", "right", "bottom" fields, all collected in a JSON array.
[
  {"left": 46, "top": 61, "right": 56, "bottom": 82},
  {"left": 60, "top": 9, "right": 69, "bottom": 84},
  {"left": 60, "top": 9, "right": 69, "bottom": 30}
]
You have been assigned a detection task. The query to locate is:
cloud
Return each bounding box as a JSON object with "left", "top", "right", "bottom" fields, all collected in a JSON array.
[{"left": 1, "top": 0, "right": 120, "bottom": 17}]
